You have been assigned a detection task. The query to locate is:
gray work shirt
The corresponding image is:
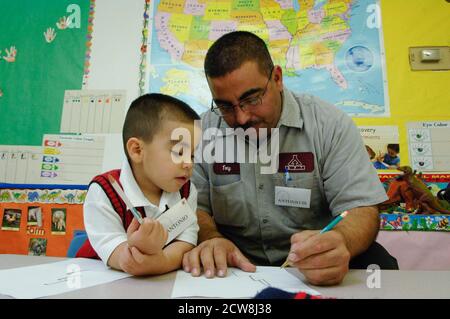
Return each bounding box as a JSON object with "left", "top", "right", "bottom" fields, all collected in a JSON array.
[{"left": 192, "top": 88, "right": 388, "bottom": 265}]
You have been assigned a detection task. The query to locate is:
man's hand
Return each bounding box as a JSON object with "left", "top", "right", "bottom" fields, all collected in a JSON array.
[
  {"left": 287, "top": 230, "right": 350, "bottom": 286},
  {"left": 127, "top": 217, "right": 168, "bottom": 255},
  {"left": 182, "top": 237, "right": 256, "bottom": 278}
]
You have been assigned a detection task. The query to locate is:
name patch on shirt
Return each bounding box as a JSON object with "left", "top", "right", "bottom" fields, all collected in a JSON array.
[
  {"left": 157, "top": 198, "right": 196, "bottom": 245},
  {"left": 213, "top": 163, "right": 240, "bottom": 175},
  {"left": 278, "top": 152, "right": 314, "bottom": 173},
  {"left": 275, "top": 186, "right": 311, "bottom": 208}
]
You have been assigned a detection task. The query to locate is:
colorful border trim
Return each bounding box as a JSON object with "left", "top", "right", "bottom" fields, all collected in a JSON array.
[
  {"left": 380, "top": 213, "right": 449, "bottom": 232},
  {"left": 82, "top": 0, "right": 96, "bottom": 88},
  {"left": 0, "top": 189, "right": 87, "bottom": 204},
  {"left": 139, "top": 0, "right": 151, "bottom": 96},
  {"left": 379, "top": 173, "right": 450, "bottom": 183}
]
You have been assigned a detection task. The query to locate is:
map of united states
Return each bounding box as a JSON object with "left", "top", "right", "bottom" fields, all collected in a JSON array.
[
  {"left": 154, "top": 0, "right": 352, "bottom": 88},
  {"left": 149, "top": 0, "right": 388, "bottom": 117}
]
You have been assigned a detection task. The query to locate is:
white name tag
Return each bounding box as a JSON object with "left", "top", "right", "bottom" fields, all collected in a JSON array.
[
  {"left": 275, "top": 186, "right": 311, "bottom": 208},
  {"left": 157, "top": 198, "right": 196, "bottom": 245}
]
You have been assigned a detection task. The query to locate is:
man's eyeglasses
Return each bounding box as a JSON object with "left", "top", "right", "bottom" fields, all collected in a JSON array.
[{"left": 211, "top": 67, "right": 274, "bottom": 117}]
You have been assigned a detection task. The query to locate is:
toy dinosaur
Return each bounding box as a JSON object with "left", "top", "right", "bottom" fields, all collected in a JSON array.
[
  {"left": 379, "top": 177, "right": 415, "bottom": 211},
  {"left": 397, "top": 166, "right": 450, "bottom": 214}
]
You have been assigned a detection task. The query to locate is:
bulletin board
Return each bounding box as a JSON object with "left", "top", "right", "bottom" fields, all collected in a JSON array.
[
  {"left": 0, "top": 0, "right": 93, "bottom": 146},
  {"left": 0, "top": 186, "right": 86, "bottom": 257},
  {"left": 378, "top": 173, "right": 450, "bottom": 232}
]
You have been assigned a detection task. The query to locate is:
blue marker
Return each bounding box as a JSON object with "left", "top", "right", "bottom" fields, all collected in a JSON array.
[
  {"left": 320, "top": 210, "right": 348, "bottom": 233},
  {"left": 284, "top": 168, "right": 292, "bottom": 186}
]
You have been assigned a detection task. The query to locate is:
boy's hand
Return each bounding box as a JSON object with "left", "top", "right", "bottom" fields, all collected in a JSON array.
[
  {"left": 376, "top": 151, "right": 384, "bottom": 162},
  {"left": 118, "top": 244, "right": 165, "bottom": 276},
  {"left": 127, "top": 217, "right": 168, "bottom": 255}
]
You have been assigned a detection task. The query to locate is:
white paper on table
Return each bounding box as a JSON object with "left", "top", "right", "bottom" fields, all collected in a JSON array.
[
  {"left": 0, "top": 258, "right": 131, "bottom": 299},
  {"left": 171, "top": 266, "right": 320, "bottom": 298}
]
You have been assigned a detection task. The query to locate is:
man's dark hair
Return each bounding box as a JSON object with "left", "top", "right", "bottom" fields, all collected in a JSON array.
[
  {"left": 387, "top": 143, "right": 399, "bottom": 153},
  {"left": 204, "top": 31, "right": 274, "bottom": 78},
  {"left": 122, "top": 93, "right": 199, "bottom": 158}
]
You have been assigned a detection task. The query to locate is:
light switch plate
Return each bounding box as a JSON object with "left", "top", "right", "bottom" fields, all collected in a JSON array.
[
  {"left": 421, "top": 49, "right": 440, "bottom": 61},
  {"left": 409, "top": 46, "right": 450, "bottom": 70}
]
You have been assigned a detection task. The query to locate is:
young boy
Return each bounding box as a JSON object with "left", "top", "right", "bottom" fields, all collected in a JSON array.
[
  {"left": 376, "top": 143, "right": 400, "bottom": 169},
  {"left": 77, "top": 93, "right": 201, "bottom": 276}
]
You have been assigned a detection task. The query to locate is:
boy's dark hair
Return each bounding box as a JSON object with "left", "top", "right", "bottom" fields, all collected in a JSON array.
[
  {"left": 387, "top": 143, "right": 400, "bottom": 153},
  {"left": 122, "top": 93, "right": 199, "bottom": 159},
  {"left": 204, "top": 31, "right": 274, "bottom": 78}
]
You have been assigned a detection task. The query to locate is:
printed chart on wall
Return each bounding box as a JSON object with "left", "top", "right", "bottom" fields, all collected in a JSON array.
[
  {"left": 359, "top": 126, "right": 400, "bottom": 170},
  {"left": 0, "top": 146, "right": 42, "bottom": 184},
  {"left": 0, "top": 0, "right": 92, "bottom": 146},
  {"left": 146, "top": 0, "right": 389, "bottom": 117},
  {"left": 39, "top": 134, "right": 123, "bottom": 185},
  {"left": 407, "top": 121, "right": 450, "bottom": 172},
  {"left": 40, "top": 134, "right": 105, "bottom": 185},
  {"left": 60, "top": 90, "right": 127, "bottom": 134}
]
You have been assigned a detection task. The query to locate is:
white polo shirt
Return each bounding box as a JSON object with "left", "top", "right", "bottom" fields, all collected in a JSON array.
[{"left": 83, "top": 160, "right": 199, "bottom": 266}]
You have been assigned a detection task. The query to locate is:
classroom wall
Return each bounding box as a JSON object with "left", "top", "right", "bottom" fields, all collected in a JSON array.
[
  {"left": 354, "top": 0, "right": 450, "bottom": 165},
  {"left": 87, "top": 0, "right": 143, "bottom": 108},
  {"left": 2, "top": 0, "right": 449, "bottom": 265},
  {"left": 86, "top": 0, "right": 450, "bottom": 167}
]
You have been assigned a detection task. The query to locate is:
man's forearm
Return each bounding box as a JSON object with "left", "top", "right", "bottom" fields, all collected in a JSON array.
[
  {"left": 197, "top": 209, "right": 224, "bottom": 243},
  {"left": 333, "top": 205, "right": 380, "bottom": 257}
]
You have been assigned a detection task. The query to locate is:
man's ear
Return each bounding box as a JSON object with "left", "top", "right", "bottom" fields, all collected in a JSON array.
[
  {"left": 273, "top": 65, "right": 283, "bottom": 90},
  {"left": 126, "top": 137, "right": 143, "bottom": 163}
]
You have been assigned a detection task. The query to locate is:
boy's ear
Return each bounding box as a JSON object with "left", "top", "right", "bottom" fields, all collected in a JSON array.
[{"left": 126, "top": 137, "right": 144, "bottom": 163}]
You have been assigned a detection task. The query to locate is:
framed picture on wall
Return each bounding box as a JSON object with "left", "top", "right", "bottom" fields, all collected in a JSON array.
[
  {"left": 1, "top": 208, "right": 22, "bottom": 231},
  {"left": 51, "top": 208, "right": 67, "bottom": 235}
]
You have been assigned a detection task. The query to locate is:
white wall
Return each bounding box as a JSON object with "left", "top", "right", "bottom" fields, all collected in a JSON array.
[
  {"left": 87, "top": 0, "right": 143, "bottom": 108},
  {"left": 86, "top": 0, "right": 144, "bottom": 165}
]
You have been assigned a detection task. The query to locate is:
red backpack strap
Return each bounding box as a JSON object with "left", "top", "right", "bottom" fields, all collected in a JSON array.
[{"left": 179, "top": 180, "right": 191, "bottom": 199}]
